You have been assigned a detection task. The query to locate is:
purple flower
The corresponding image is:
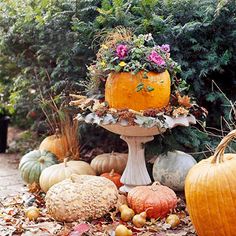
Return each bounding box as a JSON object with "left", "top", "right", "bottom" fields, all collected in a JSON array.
[
  {"left": 148, "top": 50, "right": 166, "bottom": 66},
  {"left": 116, "top": 44, "right": 128, "bottom": 59},
  {"left": 160, "top": 44, "right": 170, "bottom": 53}
]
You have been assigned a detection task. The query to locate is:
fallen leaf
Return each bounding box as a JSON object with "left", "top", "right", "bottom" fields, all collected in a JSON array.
[{"left": 69, "top": 223, "right": 90, "bottom": 236}]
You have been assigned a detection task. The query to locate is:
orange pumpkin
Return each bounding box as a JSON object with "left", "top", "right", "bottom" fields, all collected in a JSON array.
[
  {"left": 39, "top": 134, "right": 69, "bottom": 161},
  {"left": 101, "top": 169, "right": 123, "bottom": 188},
  {"left": 185, "top": 130, "right": 236, "bottom": 236},
  {"left": 127, "top": 182, "right": 177, "bottom": 219},
  {"left": 105, "top": 70, "right": 171, "bottom": 111}
]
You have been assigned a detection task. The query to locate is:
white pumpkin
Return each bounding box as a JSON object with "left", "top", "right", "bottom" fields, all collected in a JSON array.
[
  {"left": 91, "top": 152, "right": 128, "bottom": 175},
  {"left": 39, "top": 159, "right": 95, "bottom": 192},
  {"left": 45, "top": 174, "right": 119, "bottom": 222},
  {"left": 152, "top": 150, "right": 196, "bottom": 191}
]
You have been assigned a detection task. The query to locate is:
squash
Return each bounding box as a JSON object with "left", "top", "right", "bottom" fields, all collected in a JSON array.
[
  {"left": 39, "top": 133, "right": 69, "bottom": 161},
  {"left": 39, "top": 158, "right": 95, "bottom": 192},
  {"left": 45, "top": 174, "right": 119, "bottom": 222},
  {"left": 185, "top": 130, "right": 236, "bottom": 236},
  {"left": 91, "top": 152, "right": 128, "bottom": 175},
  {"left": 101, "top": 169, "right": 123, "bottom": 188},
  {"left": 19, "top": 150, "right": 58, "bottom": 184},
  {"left": 105, "top": 70, "right": 171, "bottom": 111},
  {"left": 152, "top": 150, "right": 196, "bottom": 191},
  {"left": 127, "top": 182, "right": 177, "bottom": 219}
]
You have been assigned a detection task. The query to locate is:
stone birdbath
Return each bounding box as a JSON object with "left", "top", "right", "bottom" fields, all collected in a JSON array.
[{"left": 78, "top": 111, "right": 196, "bottom": 192}]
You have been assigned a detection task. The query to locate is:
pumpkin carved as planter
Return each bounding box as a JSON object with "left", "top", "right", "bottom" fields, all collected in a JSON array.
[
  {"left": 153, "top": 150, "right": 196, "bottom": 191},
  {"left": 185, "top": 130, "right": 236, "bottom": 236},
  {"left": 105, "top": 71, "right": 171, "bottom": 111},
  {"left": 45, "top": 174, "right": 119, "bottom": 222},
  {"left": 91, "top": 152, "right": 128, "bottom": 175},
  {"left": 39, "top": 133, "right": 69, "bottom": 161},
  {"left": 127, "top": 182, "right": 177, "bottom": 219},
  {"left": 19, "top": 150, "right": 58, "bottom": 184},
  {"left": 39, "top": 159, "right": 95, "bottom": 192}
]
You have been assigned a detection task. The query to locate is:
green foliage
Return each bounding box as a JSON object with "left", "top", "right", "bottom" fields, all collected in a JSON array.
[{"left": 1, "top": 0, "right": 236, "bottom": 159}]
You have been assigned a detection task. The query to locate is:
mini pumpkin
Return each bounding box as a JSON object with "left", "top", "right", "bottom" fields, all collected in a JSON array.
[
  {"left": 39, "top": 158, "right": 95, "bottom": 192},
  {"left": 185, "top": 130, "right": 236, "bottom": 236},
  {"left": 105, "top": 70, "right": 171, "bottom": 111},
  {"left": 91, "top": 152, "right": 128, "bottom": 175},
  {"left": 101, "top": 169, "right": 123, "bottom": 188},
  {"left": 127, "top": 182, "right": 177, "bottom": 219},
  {"left": 152, "top": 150, "right": 196, "bottom": 191},
  {"left": 45, "top": 174, "right": 119, "bottom": 222},
  {"left": 19, "top": 150, "right": 58, "bottom": 184},
  {"left": 39, "top": 133, "right": 69, "bottom": 161}
]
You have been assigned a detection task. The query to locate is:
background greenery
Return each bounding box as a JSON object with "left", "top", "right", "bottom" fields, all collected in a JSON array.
[{"left": 0, "top": 0, "right": 235, "bottom": 159}]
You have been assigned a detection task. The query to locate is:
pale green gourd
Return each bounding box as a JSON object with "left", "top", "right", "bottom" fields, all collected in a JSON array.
[{"left": 19, "top": 150, "right": 58, "bottom": 184}]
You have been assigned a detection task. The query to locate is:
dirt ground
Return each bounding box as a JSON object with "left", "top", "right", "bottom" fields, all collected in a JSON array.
[{"left": 0, "top": 127, "right": 24, "bottom": 198}]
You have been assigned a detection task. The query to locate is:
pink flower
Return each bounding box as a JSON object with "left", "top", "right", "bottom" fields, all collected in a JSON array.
[
  {"left": 160, "top": 44, "right": 170, "bottom": 53},
  {"left": 148, "top": 50, "right": 166, "bottom": 66},
  {"left": 116, "top": 44, "right": 128, "bottom": 59}
]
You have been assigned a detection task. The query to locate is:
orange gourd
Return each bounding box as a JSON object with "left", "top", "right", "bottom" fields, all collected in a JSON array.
[
  {"left": 105, "top": 70, "right": 171, "bottom": 111},
  {"left": 39, "top": 133, "right": 69, "bottom": 161},
  {"left": 127, "top": 182, "right": 177, "bottom": 219},
  {"left": 185, "top": 130, "right": 236, "bottom": 236},
  {"left": 101, "top": 169, "right": 123, "bottom": 188}
]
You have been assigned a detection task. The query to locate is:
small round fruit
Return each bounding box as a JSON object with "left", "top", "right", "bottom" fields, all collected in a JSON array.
[
  {"left": 166, "top": 214, "right": 180, "bottom": 228},
  {"left": 115, "top": 225, "right": 132, "bottom": 236},
  {"left": 25, "top": 206, "right": 40, "bottom": 221},
  {"left": 132, "top": 212, "right": 147, "bottom": 228}
]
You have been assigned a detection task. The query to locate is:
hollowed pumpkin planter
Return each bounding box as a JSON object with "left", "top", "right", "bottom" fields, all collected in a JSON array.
[{"left": 105, "top": 70, "right": 171, "bottom": 111}]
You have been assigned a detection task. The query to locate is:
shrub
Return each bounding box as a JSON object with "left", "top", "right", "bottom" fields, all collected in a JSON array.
[{"left": 0, "top": 0, "right": 235, "bottom": 158}]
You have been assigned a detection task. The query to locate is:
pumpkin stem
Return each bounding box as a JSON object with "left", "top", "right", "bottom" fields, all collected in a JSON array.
[
  {"left": 212, "top": 129, "right": 236, "bottom": 164},
  {"left": 55, "top": 128, "right": 60, "bottom": 138},
  {"left": 110, "top": 169, "right": 115, "bottom": 177},
  {"left": 64, "top": 158, "right": 68, "bottom": 167}
]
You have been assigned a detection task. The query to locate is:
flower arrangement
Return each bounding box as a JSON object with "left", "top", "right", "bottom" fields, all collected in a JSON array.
[
  {"left": 98, "top": 37, "right": 178, "bottom": 74},
  {"left": 88, "top": 30, "right": 180, "bottom": 93},
  {"left": 72, "top": 28, "right": 207, "bottom": 127}
]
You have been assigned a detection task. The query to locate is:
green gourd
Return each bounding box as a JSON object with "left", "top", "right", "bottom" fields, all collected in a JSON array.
[{"left": 19, "top": 150, "right": 58, "bottom": 184}]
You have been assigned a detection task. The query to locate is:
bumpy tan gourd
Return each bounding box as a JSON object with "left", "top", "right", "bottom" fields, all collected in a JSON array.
[
  {"left": 39, "top": 159, "right": 95, "bottom": 192},
  {"left": 91, "top": 152, "right": 128, "bottom": 175},
  {"left": 45, "top": 174, "right": 119, "bottom": 222}
]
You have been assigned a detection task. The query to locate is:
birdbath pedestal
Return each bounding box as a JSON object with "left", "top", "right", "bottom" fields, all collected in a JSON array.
[{"left": 100, "top": 115, "right": 196, "bottom": 192}]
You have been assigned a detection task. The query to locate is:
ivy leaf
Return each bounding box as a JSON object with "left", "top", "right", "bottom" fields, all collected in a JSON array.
[
  {"left": 136, "top": 83, "right": 144, "bottom": 92},
  {"left": 146, "top": 85, "right": 154, "bottom": 92}
]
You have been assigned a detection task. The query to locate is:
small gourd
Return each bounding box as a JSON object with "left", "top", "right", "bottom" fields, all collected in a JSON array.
[
  {"left": 101, "top": 169, "right": 123, "bottom": 188},
  {"left": 115, "top": 225, "right": 132, "bottom": 236},
  {"left": 132, "top": 211, "right": 147, "bottom": 228},
  {"left": 119, "top": 204, "right": 135, "bottom": 222},
  {"left": 25, "top": 206, "right": 40, "bottom": 221},
  {"left": 166, "top": 214, "right": 180, "bottom": 228}
]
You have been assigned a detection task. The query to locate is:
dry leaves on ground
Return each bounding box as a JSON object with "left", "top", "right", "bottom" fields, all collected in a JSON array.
[{"left": 0, "top": 189, "right": 196, "bottom": 236}]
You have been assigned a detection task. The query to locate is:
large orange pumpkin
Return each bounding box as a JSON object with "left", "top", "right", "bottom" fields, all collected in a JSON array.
[
  {"left": 185, "top": 130, "right": 236, "bottom": 236},
  {"left": 39, "top": 134, "right": 69, "bottom": 161},
  {"left": 127, "top": 182, "right": 177, "bottom": 219},
  {"left": 105, "top": 70, "right": 171, "bottom": 111}
]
